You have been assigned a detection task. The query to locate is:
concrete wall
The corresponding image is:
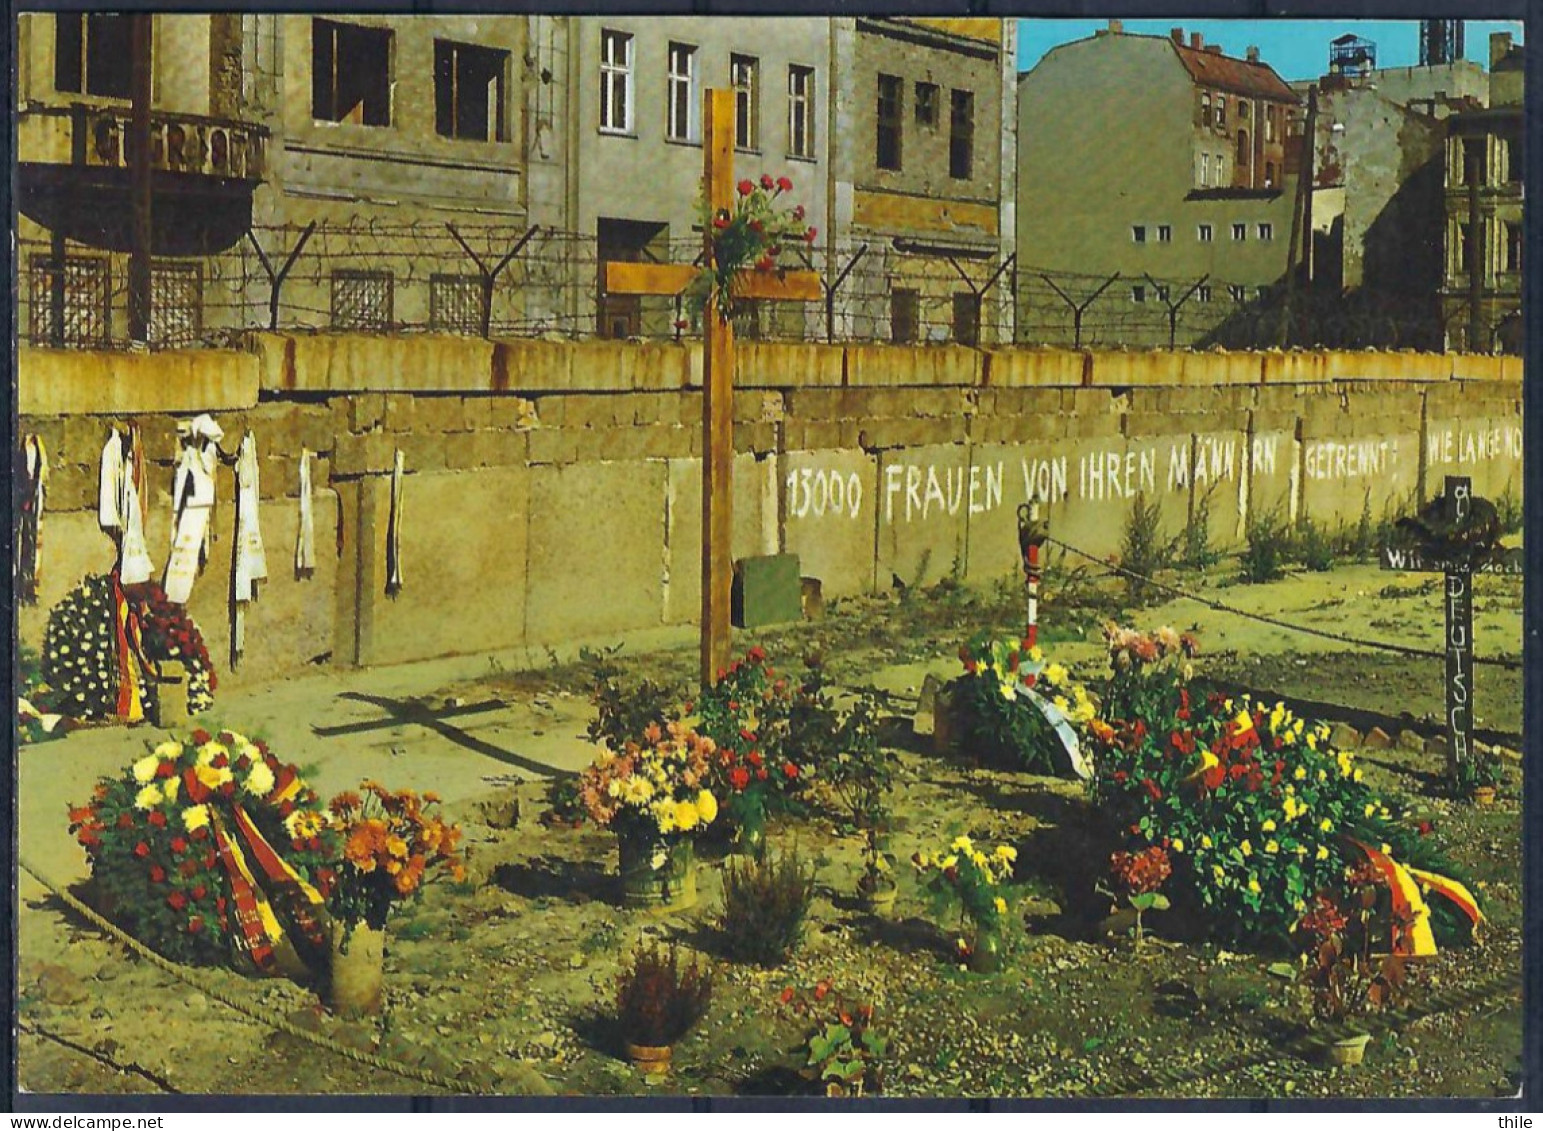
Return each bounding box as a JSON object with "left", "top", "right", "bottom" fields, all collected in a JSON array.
[{"left": 17, "top": 337, "right": 1521, "bottom": 682}]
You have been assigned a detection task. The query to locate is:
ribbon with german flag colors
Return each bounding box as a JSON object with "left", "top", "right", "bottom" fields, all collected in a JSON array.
[
  {"left": 231, "top": 805, "right": 329, "bottom": 956},
  {"left": 109, "top": 572, "right": 146, "bottom": 723},
  {"left": 209, "top": 809, "right": 286, "bottom": 974},
  {"left": 1348, "top": 838, "right": 1483, "bottom": 957}
]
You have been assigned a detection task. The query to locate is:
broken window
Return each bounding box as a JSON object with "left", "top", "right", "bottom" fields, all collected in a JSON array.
[
  {"left": 732, "top": 54, "right": 759, "bottom": 150},
  {"left": 876, "top": 74, "right": 903, "bottom": 171},
  {"left": 949, "top": 89, "right": 974, "bottom": 180},
  {"left": 331, "top": 269, "right": 394, "bottom": 330},
  {"left": 916, "top": 82, "right": 939, "bottom": 128},
  {"left": 952, "top": 291, "right": 981, "bottom": 346},
  {"left": 890, "top": 288, "right": 918, "bottom": 343},
  {"left": 313, "top": 19, "right": 393, "bottom": 126},
  {"left": 435, "top": 40, "right": 508, "bottom": 142},
  {"left": 55, "top": 13, "right": 134, "bottom": 98},
  {"left": 600, "top": 30, "right": 633, "bottom": 133},
  {"left": 788, "top": 65, "right": 815, "bottom": 158},
  {"left": 667, "top": 43, "right": 698, "bottom": 143}
]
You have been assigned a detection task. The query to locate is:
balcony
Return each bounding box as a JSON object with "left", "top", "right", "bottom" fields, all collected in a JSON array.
[{"left": 17, "top": 103, "right": 269, "bottom": 255}]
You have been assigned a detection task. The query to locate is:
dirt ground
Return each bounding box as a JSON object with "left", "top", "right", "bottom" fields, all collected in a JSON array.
[{"left": 14, "top": 556, "right": 1525, "bottom": 1099}]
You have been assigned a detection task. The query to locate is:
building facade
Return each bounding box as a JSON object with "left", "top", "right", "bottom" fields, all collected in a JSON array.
[
  {"left": 1015, "top": 22, "right": 1301, "bottom": 348},
  {"left": 1441, "top": 33, "right": 1524, "bottom": 353}
]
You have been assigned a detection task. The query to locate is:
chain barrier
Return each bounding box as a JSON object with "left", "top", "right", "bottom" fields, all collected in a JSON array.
[{"left": 1044, "top": 535, "right": 1522, "bottom": 672}]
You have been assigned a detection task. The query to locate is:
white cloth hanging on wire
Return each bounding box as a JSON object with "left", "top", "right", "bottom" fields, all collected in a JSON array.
[
  {"left": 98, "top": 425, "right": 154, "bottom": 584},
  {"left": 386, "top": 448, "right": 405, "bottom": 595},
  {"left": 231, "top": 431, "right": 269, "bottom": 664},
  {"left": 18, "top": 434, "right": 49, "bottom": 602},
  {"left": 295, "top": 448, "right": 316, "bottom": 575},
  {"left": 164, "top": 415, "right": 224, "bottom": 604}
]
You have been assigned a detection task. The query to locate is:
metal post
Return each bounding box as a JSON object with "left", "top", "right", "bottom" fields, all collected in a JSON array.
[{"left": 127, "top": 13, "right": 154, "bottom": 343}]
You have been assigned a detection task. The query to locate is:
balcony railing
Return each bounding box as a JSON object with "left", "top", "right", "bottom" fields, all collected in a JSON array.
[{"left": 18, "top": 103, "right": 268, "bottom": 181}]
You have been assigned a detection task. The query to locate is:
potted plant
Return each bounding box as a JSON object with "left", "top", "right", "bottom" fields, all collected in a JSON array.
[
  {"left": 913, "top": 835, "right": 1017, "bottom": 973},
  {"left": 324, "top": 783, "right": 465, "bottom": 1017},
  {"left": 575, "top": 721, "right": 720, "bottom": 909},
  {"left": 819, "top": 694, "right": 896, "bottom": 911},
  {"left": 1103, "top": 845, "right": 1173, "bottom": 951},
  {"left": 615, "top": 942, "right": 713, "bottom": 1077},
  {"left": 1295, "top": 882, "right": 1406, "bottom": 1067},
  {"left": 1452, "top": 753, "right": 1502, "bottom": 806},
  {"left": 804, "top": 1001, "right": 886, "bottom": 1097}
]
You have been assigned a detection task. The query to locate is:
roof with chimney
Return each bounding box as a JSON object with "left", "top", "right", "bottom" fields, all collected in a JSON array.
[{"left": 1170, "top": 32, "right": 1300, "bottom": 102}]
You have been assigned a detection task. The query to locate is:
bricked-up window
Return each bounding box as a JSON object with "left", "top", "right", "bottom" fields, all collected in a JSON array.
[
  {"left": 890, "top": 288, "right": 919, "bottom": 343},
  {"left": 332, "top": 269, "right": 394, "bottom": 330},
  {"left": 430, "top": 274, "right": 484, "bottom": 334},
  {"left": 55, "top": 13, "right": 133, "bottom": 98},
  {"left": 313, "top": 20, "right": 393, "bottom": 126},
  {"left": 876, "top": 74, "right": 903, "bottom": 171},
  {"left": 28, "top": 254, "right": 110, "bottom": 347},
  {"left": 151, "top": 261, "right": 202, "bottom": 347},
  {"left": 667, "top": 43, "right": 698, "bottom": 143},
  {"left": 788, "top": 65, "right": 815, "bottom": 159},
  {"left": 915, "top": 82, "right": 939, "bottom": 127},
  {"left": 952, "top": 292, "right": 981, "bottom": 346},
  {"left": 949, "top": 89, "right": 975, "bottom": 180},
  {"left": 1505, "top": 222, "right": 1522, "bottom": 272},
  {"left": 435, "top": 40, "right": 509, "bottom": 142},
  {"left": 600, "top": 30, "right": 633, "bottom": 134},
  {"left": 732, "top": 55, "right": 760, "bottom": 150}
]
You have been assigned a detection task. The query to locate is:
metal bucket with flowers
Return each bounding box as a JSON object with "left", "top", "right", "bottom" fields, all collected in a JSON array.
[
  {"left": 913, "top": 836, "right": 1019, "bottom": 973},
  {"left": 576, "top": 721, "right": 720, "bottom": 910}
]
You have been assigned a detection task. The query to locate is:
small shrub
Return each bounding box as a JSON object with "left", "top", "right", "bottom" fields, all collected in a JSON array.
[
  {"left": 1180, "top": 484, "right": 1223, "bottom": 571},
  {"left": 1495, "top": 486, "right": 1523, "bottom": 536},
  {"left": 1121, "top": 492, "right": 1173, "bottom": 605},
  {"left": 616, "top": 943, "right": 713, "bottom": 1048},
  {"left": 1345, "top": 493, "right": 1376, "bottom": 561},
  {"left": 719, "top": 846, "right": 817, "bottom": 966},
  {"left": 1241, "top": 508, "right": 1290, "bottom": 584},
  {"left": 583, "top": 645, "right": 677, "bottom": 751},
  {"left": 1295, "top": 517, "right": 1336, "bottom": 572}
]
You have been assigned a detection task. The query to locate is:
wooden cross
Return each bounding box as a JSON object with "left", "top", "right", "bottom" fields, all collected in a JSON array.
[
  {"left": 1379, "top": 475, "right": 1521, "bottom": 776},
  {"left": 605, "top": 88, "right": 821, "bottom": 685}
]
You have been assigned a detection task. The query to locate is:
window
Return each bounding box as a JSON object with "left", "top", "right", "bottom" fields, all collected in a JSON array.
[
  {"left": 312, "top": 19, "right": 393, "bottom": 126},
  {"left": 1504, "top": 221, "right": 1522, "bottom": 272},
  {"left": 915, "top": 82, "right": 939, "bottom": 127},
  {"left": 1198, "top": 223, "right": 1213, "bottom": 242},
  {"left": 150, "top": 261, "right": 202, "bottom": 346},
  {"left": 1265, "top": 105, "right": 1276, "bottom": 142},
  {"left": 1199, "top": 153, "right": 1210, "bottom": 187},
  {"left": 876, "top": 74, "right": 903, "bottom": 171},
  {"left": 600, "top": 30, "right": 633, "bottom": 133},
  {"left": 331, "top": 269, "right": 394, "bottom": 330},
  {"left": 952, "top": 292, "right": 981, "bottom": 346},
  {"left": 667, "top": 43, "right": 698, "bottom": 142},
  {"left": 430, "top": 275, "right": 484, "bottom": 334},
  {"left": 435, "top": 41, "right": 508, "bottom": 142},
  {"left": 1131, "top": 285, "right": 1147, "bottom": 304},
  {"left": 1257, "top": 222, "right": 1273, "bottom": 241},
  {"left": 1457, "top": 222, "right": 1475, "bottom": 274},
  {"left": 1155, "top": 284, "right": 1171, "bottom": 303},
  {"left": 1228, "top": 284, "right": 1245, "bottom": 302},
  {"left": 54, "top": 13, "right": 133, "bottom": 98},
  {"left": 28, "top": 254, "right": 110, "bottom": 347},
  {"left": 1459, "top": 137, "right": 1487, "bottom": 185},
  {"left": 1200, "top": 92, "right": 1211, "bottom": 127},
  {"left": 1157, "top": 225, "right": 1172, "bottom": 243},
  {"left": 1215, "top": 100, "right": 1226, "bottom": 128},
  {"left": 1196, "top": 284, "right": 1213, "bottom": 303},
  {"left": 1132, "top": 225, "right": 1147, "bottom": 244},
  {"left": 949, "top": 89, "right": 975, "bottom": 180},
  {"left": 787, "top": 65, "right": 815, "bottom": 158},
  {"left": 891, "top": 288, "right": 919, "bottom": 343},
  {"left": 1238, "top": 100, "right": 1249, "bottom": 119},
  {"left": 1236, "top": 129, "right": 1250, "bottom": 169},
  {"left": 732, "top": 54, "right": 759, "bottom": 150},
  {"left": 1231, "top": 223, "right": 1247, "bottom": 241},
  {"left": 1264, "top": 161, "right": 1276, "bottom": 187}
]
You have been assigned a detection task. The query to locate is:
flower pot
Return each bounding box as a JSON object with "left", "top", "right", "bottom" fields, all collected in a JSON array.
[
  {"left": 967, "top": 928, "right": 1003, "bottom": 974},
  {"left": 859, "top": 881, "right": 898, "bottom": 915},
  {"left": 1325, "top": 1032, "right": 1371, "bottom": 1067},
  {"left": 326, "top": 922, "right": 386, "bottom": 1019},
  {"left": 149, "top": 662, "right": 191, "bottom": 730},
  {"left": 624, "top": 1041, "right": 672, "bottom": 1076},
  {"left": 1471, "top": 786, "right": 1497, "bottom": 808},
  {"left": 616, "top": 827, "right": 697, "bottom": 911}
]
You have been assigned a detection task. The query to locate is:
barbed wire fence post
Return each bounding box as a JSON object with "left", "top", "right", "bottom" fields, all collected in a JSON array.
[
  {"left": 1145, "top": 273, "right": 1210, "bottom": 350},
  {"left": 446, "top": 223, "right": 540, "bottom": 339},
  {"left": 1040, "top": 271, "right": 1121, "bottom": 349},
  {"left": 246, "top": 221, "right": 316, "bottom": 331}
]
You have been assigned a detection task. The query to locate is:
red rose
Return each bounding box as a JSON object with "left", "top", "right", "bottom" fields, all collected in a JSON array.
[
  {"left": 220, "top": 781, "right": 236, "bottom": 798},
  {"left": 759, "top": 173, "right": 774, "bottom": 190},
  {"left": 203, "top": 851, "right": 217, "bottom": 869},
  {"left": 737, "top": 179, "right": 754, "bottom": 197},
  {"left": 308, "top": 836, "right": 322, "bottom": 853},
  {"left": 149, "top": 865, "right": 166, "bottom": 883},
  {"left": 729, "top": 767, "right": 751, "bottom": 791},
  {"left": 192, "top": 826, "right": 210, "bottom": 842},
  {"left": 748, "top": 646, "right": 766, "bottom": 663},
  {"left": 805, "top": 227, "right": 818, "bottom": 243},
  {"left": 747, "top": 750, "right": 763, "bottom": 768},
  {"left": 756, "top": 768, "right": 768, "bottom": 782},
  {"left": 215, "top": 897, "right": 227, "bottom": 913},
  {"left": 191, "top": 884, "right": 207, "bottom": 901},
  {"left": 181, "top": 859, "right": 200, "bottom": 878},
  {"left": 148, "top": 810, "right": 167, "bottom": 828},
  {"left": 133, "top": 842, "right": 150, "bottom": 858},
  {"left": 187, "top": 916, "right": 204, "bottom": 934},
  {"left": 779, "top": 986, "right": 796, "bottom": 1004},
  {"left": 117, "top": 813, "right": 135, "bottom": 830},
  {"left": 212, "top": 753, "right": 229, "bottom": 769},
  {"left": 783, "top": 762, "right": 799, "bottom": 781},
  {"left": 191, "top": 729, "right": 211, "bottom": 745},
  {"left": 792, "top": 204, "right": 805, "bottom": 221},
  {"left": 776, "top": 175, "right": 792, "bottom": 192},
  {"left": 167, "top": 891, "right": 187, "bottom": 911},
  {"left": 171, "top": 836, "right": 188, "bottom": 854},
  {"left": 155, "top": 761, "right": 176, "bottom": 779},
  {"left": 292, "top": 839, "right": 306, "bottom": 853}
]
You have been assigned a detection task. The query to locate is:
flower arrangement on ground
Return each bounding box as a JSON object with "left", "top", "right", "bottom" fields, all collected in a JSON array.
[
  {"left": 913, "top": 835, "right": 1018, "bottom": 970},
  {"left": 615, "top": 942, "right": 713, "bottom": 1072},
  {"left": 817, "top": 690, "right": 895, "bottom": 904},
  {"left": 1089, "top": 623, "right": 1482, "bottom": 952},
  {"left": 686, "top": 173, "right": 816, "bottom": 324},
  {"left": 576, "top": 720, "right": 721, "bottom": 906},
  {"left": 1105, "top": 845, "right": 1172, "bottom": 948},
  {"left": 1296, "top": 877, "right": 1408, "bottom": 1031},
  {"left": 125, "top": 580, "right": 217, "bottom": 714},
  {"left": 41, "top": 573, "right": 129, "bottom": 721},
  {"left": 952, "top": 632, "right": 1097, "bottom": 773},
  {"left": 67, "top": 728, "right": 337, "bottom": 968},
  {"left": 325, "top": 782, "right": 465, "bottom": 939},
  {"left": 1451, "top": 751, "right": 1503, "bottom": 802}
]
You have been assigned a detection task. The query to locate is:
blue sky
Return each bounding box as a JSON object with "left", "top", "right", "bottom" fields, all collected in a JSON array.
[{"left": 1017, "top": 20, "right": 1525, "bottom": 81}]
